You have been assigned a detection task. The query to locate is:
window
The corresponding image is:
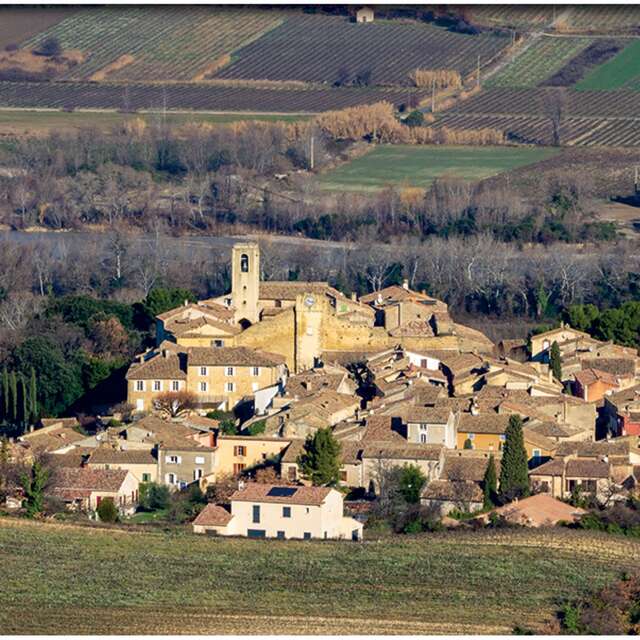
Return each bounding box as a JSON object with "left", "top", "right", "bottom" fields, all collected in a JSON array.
[
  {"left": 532, "top": 449, "right": 542, "bottom": 459},
  {"left": 214, "top": 340, "right": 224, "bottom": 347},
  {"left": 303, "top": 532, "right": 311, "bottom": 540},
  {"left": 421, "top": 359, "right": 428, "bottom": 368},
  {"left": 200, "top": 382, "right": 208, "bottom": 392},
  {"left": 153, "top": 380, "right": 161, "bottom": 392},
  {"left": 252, "top": 367, "right": 260, "bottom": 377},
  {"left": 233, "top": 463, "right": 245, "bottom": 474},
  {"left": 581, "top": 479, "right": 597, "bottom": 493},
  {"left": 136, "top": 380, "right": 144, "bottom": 392},
  {"left": 340, "top": 470, "right": 348, "bottom": 482},
  {"left": 226, "top": 382, "right": 235, "bottom": 392},
  {"left": 287, "top": 467, "right": 297, "bottom": 481},
  {"left": 172, "top": 380, "right": 180, "bottom": 392},
  {"left": 277, "top": 531, "right": 285, "bottom": 540},
  {"left": 324, "top": 532, "right": 328, "bottom": 539},
  {"left": 142, "top": 473, "right": 151, "bottom": 482},
  {"left": 252, "top": 505, "right": 261, "bottom": 523},
  {"left": 566, "top": 479, "right": 577, "bottom": 493},
  {"left": 234, "top": 446, "right": 246, "bottom": 457},
  {"left": 167, "top": 455, "right": 180, "bottom": 464},
  {"left": 420, "top": 423, "right": 427, "bottom": 431},
  {"left": 195, "top": 456, "right": 205, "bottom": 464},
  {"left": 167, "top": 473, "right": 176, "bottom": 485},
  {"left": 420, "top": 433, "right": 427, "bottom": 444},
  {"left": 282, "top": 506, "right": 291, "bottom": 518},
  {"left": 200, "top": 366, "right": 207, "bottom": 376},
  {"left": 542, "top": 339, "right": 550, "bottom": 350},
  {"left": 194, "top": 468, "right": 203, "bottom": 480},
  {"left": 226, "top": 366, "right": 234, "bottom": 376},
  {"left": 247, "top": 529, "right": 265, "bottom": 538},
  {"left": 240, "top": 253, "right": 249, "bottom": 272},
  {"left": 468, "top": 433, "right": 475, "bottom": 440}
]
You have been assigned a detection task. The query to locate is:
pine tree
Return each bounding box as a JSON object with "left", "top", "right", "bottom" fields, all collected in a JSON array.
[
  {"left": 499, "top": 415, "right": 530, "bottom": 499},
  {"left": 483, "top": 454, "right": 497, "bottom": 510},
  {"left": 1, "top": 366, "right": 8, "bottom": 422},
  {"left": 29, "top": 368, "right": 38, "bottom": 425},
  {"left": 550, "top": 340, "right": 562, "bottom": 381},
  {"left": 298, "top": 427, "right": 342, "bottom": 486}
]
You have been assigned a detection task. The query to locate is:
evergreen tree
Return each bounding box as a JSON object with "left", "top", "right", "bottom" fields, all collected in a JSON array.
[
  {"left": 298, "top": 427, "right": 341, "bottom": 486},
  {"left": 499, "top": 415, "right": 530, "bottom": 499},
  {"left": 0, "top": 366, "right": 7, "bottom": 422},
  {"left": 19, "top": 374, "right": 28, "bottom": 428},
  {"left": 549, "top": 340, "right": 562, "bottom": 381},
  {"left": 29, "top": 368, "right": 38, "bottom": 424},
  {"left": 21, "top": 459, "right": 48, "bottom": 517},
  {"left": 9, "top": 370, "right": 17, "bottom": 422},
  {"left": 483, "top": 454, "right": 498, "bottom": 510},
  {"left": 398, "top": 464, "right": 427, "bottom": 504}
]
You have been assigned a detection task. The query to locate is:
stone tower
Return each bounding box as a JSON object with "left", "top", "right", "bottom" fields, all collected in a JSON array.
[{"left": 231, "top": 242, "right": 260, "bottom": 326}]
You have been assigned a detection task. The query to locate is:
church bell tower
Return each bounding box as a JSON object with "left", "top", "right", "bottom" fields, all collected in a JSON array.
[{"left": 231, "top": 242, "right": 260, "bottom": 326}]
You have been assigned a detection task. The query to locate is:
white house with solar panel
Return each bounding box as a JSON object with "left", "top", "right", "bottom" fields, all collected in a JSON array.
[{"left": 192, "top": 483, "right": 363, "bottom": 541}]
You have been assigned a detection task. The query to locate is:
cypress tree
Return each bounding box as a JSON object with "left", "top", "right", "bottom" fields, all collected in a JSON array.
[
  {"left": 20, "top": 374, "right": 28, "bottom": 428},
  {"left": 21, "top": 459, "right": 49, "bottom": 517},
  {"left": 29, "top": 368, "right": 38, "bottom": 425},
  {"left": 550, "top": 340, "right": 562, "bottom": 381},
  {"left": 1, "top": 367, "right": 8, "bottom": 422},
  {"left": 499, "top": 415, "right": 530, "bottom": 499},
  {"left": 298, "top": 427, "right": 342, "bottom": 486},
  {"left": 483, "top": 454, "right": 498, "bottom": 510},
  {"left": 9, "top": 370, "right": 17, "bottom": 423}
]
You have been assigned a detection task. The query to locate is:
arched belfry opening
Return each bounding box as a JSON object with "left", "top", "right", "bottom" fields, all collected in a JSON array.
[
  {"left": 231, "top": 242, "right": 260, "bottom": 325},
  {"left": 240, "top": 253, "right": 249, "bottom": 273},
  {"left": 238, "top": 318, "right": 252, "bottom": 330}
]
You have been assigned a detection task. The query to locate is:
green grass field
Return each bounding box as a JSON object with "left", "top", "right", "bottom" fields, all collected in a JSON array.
[
  {"left": 318, "top": 145, "right": 559, "bottom": 192},
  {"left": 576, "top": 39, "right": 640, "bottom": 90},
  {"left": 0, "top": 517, "right": 636, "bottom": 634},
  {"left": 0, "top": 109, "right": 308, "bottom": 136}
]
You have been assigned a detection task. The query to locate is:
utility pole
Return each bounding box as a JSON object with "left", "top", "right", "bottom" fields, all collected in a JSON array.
[
  {"left": 431, "top": 76, "right": 436, "bottom": 113},
  {"left": 309, "top": 133, "right": 315, "bottom": 171},
  {"left": 477, "top": 55, "right": 481, "bottom": 88}
]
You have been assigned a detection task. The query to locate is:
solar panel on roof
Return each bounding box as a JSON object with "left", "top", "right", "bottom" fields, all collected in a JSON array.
[{"left": 267, "top": 487, "right": 297, "bottom": 497}]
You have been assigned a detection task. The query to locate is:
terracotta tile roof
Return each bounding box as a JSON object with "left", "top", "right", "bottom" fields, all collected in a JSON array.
[
  {"left": 360, "top": 285, "right": 443, "bottom": 307},
  {"left": 491, "top": 494, "right": 586, "bottom": 526},
  {"left": 126, "top": 350, "right": 187, "bottom": 380},
  {"left": 285, "top": 371, "right": 349, "bottom": 399},
  {"left": 566, "top": 459, "right": 610, "bottom": 478},
  {"left": 605, "top": 383, "right": 640, "bottom": 406},
  {"left": 441, "top": 454, "right": 501, "bottom": 482},
  {"left": 45, "top": 447, "right": 94, "bottom": 468},
  {"left": 88, "top": 449, "right": 156, "bottom": 465},
  {"left": 339, "top": 441, "right": 363, "bottom": 465},
  {"left": 280, "top": 439, "right": 305, "bottom": 464},
  {"left": 259, "top": 281, "right": 342, "bottom": 301},
  {"left": 21, "top": 426, "right": 86, "bottom": 454},
  {"left": 421, "top": 480, "right": 482, "bottom": 502},
  {"left": 362, "top": 443, "right": 443, "bottom": 461},
  {"left": 457, "top": 412, "right": 512, "bottom": 435},
  {"left": 126, "top": 416, "right": 213, "bottom": 451},
  {"left": 523, "top": 427, "right": 557, "bottom": 452},
  {"left": 440, "top": 353, "right": 487, "bottom": 376},
  {"left": 362, "top": 415, "right": 405, "bottom": 442},
  {"left": 156, "top": 302, "right": 234, "bottom": 322},
  {"left": 165, "top": 315, "right": 241, "bottom": 337},
  {"left": 529, "top": 458, "right": 565, "bottom": 477},
  {"left": 399, "top": 406, "right": 453, "bottom": 424},
  {"left": 574, "top": 367, "right": 620, "bottom": 388},
  {"left": 192, "top": 503, "right": 233, "bottom": 527},
  {"left": 388, "top": 320, "right": 434, "bottom": 338},
  {"left": 49, "top": 468, "right": 129, "bottom": 493},
  {"left": 180, "top": 415, "right": 220, "bottom": 430},
  {"left": 556, "top": 440, "right": 631, "bottom": 459},
  {"left": 581, "top": 358, "right": 637, "bottom": 377},
  {"left": 230, "top": 482, "right": 332, "bottom": 506},
  {"left": 188, "top": 346, "right": 286, "bottom": 367}
]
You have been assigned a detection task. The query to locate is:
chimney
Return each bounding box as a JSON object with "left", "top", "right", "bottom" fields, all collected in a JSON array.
[
  {"left": 351, "top": 292, "right": 357, "bottom": 301},
  {"left": 209, "top": 431, "right": 217, "bottom": 448},
  {"left": 402, "top": 279, "right": 409, "bottom": 290},
  {"left": 162, "top": 349, "right": 171, "bottom": 358},
  {"left": 302, "top": 381, "right": 312, "bottom": 391},
  {"left": 238, "top": 479, "right": 246, "bottom": 490},
  {"left": 470, "top": 397, "right": 479, "bottom": 416}
]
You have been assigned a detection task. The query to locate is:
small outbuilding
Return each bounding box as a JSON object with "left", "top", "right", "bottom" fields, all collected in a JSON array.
[{"left": 356, "top": 7, "right": 374, "bottom": 23}]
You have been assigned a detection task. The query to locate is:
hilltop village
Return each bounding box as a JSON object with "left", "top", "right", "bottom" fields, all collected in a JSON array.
[{"left": 5, "top": 241, "right": 640, "bottom": 539}]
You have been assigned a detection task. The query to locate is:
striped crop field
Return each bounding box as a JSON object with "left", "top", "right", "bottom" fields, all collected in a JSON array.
[
  {"left": 486, "top": 36, "right": 594, "bottom": 88},
  {"left": 216, "top": 13, "right": 511, "bottom": 85},
  {"left": 575, "top": 39, "right": 640, "bottom": 91},
  {"left": 22, "top": 7, "right": 284, "bottom": 82}
]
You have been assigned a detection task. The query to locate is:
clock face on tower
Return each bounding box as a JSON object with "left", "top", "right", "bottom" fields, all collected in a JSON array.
[{"left": 304, "top": 295, "right": 315, "bottom": 308}]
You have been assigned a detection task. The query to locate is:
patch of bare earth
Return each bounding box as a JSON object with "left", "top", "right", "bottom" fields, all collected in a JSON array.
[
  {"left": 0, "top": 48, "right": 84, "bottom": 78},
  {"left": 89, "top": 54, "right": 135, "bottom": 81}
]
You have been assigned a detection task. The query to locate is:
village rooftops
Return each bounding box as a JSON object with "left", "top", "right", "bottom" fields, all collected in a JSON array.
[
  {"left": 259, "top": 281, "right": 344, "bottom": 301},
  {"left": 486, "top": 494, "right": 586, "bottom": 527},
  {"left": 605, "top": 384, "right": 640, "bottom": 406},
  {"left": 556, "top": 439, "right": 636, "bottom": 459},
  {"left": 88, "top": 448, "right": 156, "bottom": 465},
  {"left": 124, "top": 416, "right": 215, "bottom": 451},
  {"left": 229, "top": 483, "right": 332, "bottom": 506},
  {"left": 362, "top": 443, "right": 443, "bottom": 461},
  {"left": 399, "top": 405, "right": 453, "bottom": 424},
  {"left": 441, "top": 453, "right": 501, "bottom": 482},
  {"left": 49, "top": 467, "right": 129, "bottom": 494},
  {"left": 156, "top": 301, "right": 234, "bottom": 323},
  {"left": 360, "top": 285, "right": 446, "bottom": 308},
  {"left": 164, "top": 315, "right": 241, "bottom": 337},
  {"left": 125, "top": 349, "right": 187, "bottom": 380},
  {"left": 573, "top": 367, "right": 620, "bottom": 388},
  {"left": 20, "top": 424, "right": 86, "bottom": 454},
  {"left": 457, "top": 412, "right": 512, "bottom": 435},
  {"left": 580, "top": 357, "right": 637, "bottom": 377},
  {"left": 421, "top": 480, "right": 483, "bottom": 502},
  {"left": 361, "top": 415, "right": 405, "bottom": 442}
]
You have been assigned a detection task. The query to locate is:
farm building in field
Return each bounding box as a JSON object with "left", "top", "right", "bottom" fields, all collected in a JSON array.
[
  {"left": 192, "top": 483, "right": 363, "bottom": 540},
  {"left": 356, "top": 7, "right": 374, "bottom": 23}
]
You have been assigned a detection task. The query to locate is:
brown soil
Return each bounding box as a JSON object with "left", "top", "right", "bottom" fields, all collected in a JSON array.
[
  {"left": 0, "top": 7, "right": 76, "bottom": 50},
  {"left": 0, "top": 48, "right": 84, "bottom": 78},
  {"left": 89, "top": 54, "right": 135, "bottom": 81},
  {"left": 194, "top": 54, "right": 231, "bottom": 81}
]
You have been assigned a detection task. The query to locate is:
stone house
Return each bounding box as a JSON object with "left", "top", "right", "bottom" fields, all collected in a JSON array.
[{"left": 86, "top": 448, "right": 157, "bottom": 483}]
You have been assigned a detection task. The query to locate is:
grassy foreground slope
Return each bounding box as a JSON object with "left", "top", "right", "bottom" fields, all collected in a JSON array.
[
  {"left": 0, "top": 518, "right": 637, "bottom": 634},
  {"left": 319, "top": 145, "right": 558, "bottom": 192}
]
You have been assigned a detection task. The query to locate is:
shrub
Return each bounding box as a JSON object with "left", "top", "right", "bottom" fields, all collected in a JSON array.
[
  {"left": 244, "top": 419, "right": 266, "bottom": 436},
  {"left": 139, "top": 482, "right": 171, "bottom": 511},
  {"left": 403, "top": 110, "right": 425, "bottom": 128},
  {"left": 97, "top": 497, "right": 118, "bottom": 523},
  {"left": 36, "top": 36, "right": 62, "bottom": 58},
  {"left": 409, "top": 68, "right": 462, "bottom": 89},
  {"left": 403, "top": 518, "right": 423, "bottom": 534}
]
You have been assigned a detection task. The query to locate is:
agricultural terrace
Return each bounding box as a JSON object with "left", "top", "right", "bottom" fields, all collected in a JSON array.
[
  {"left": 22, "top": 7, "right": 285, "bottom": 81},
  {"left": 486, "top": 36, "right": 594, "bottom": 88},
  {"left": 317, "top": 145, "right": 557, "bottom": 192},
  {"left": 469, "top": 6, "right": 555, "bottom": 29},
  {"left": 216, "top": 14, "right": 511, "bottom": 85},
  {"left": 575, "top": 39, "right": 640, "bottom": 91},
  {"left": 1, "top": 518, "right": 637, "bottom": 634},
  {"left": 0, "top": 82, "right": 425, "bottom": 113}
]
